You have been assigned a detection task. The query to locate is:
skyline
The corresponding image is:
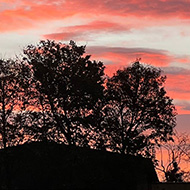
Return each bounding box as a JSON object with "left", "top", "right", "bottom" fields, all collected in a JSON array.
[{"left": 0, "top": 0, "right": 190, "bottom": 132}]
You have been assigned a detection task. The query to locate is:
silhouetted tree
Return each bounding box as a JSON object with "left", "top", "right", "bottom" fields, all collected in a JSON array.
[
  {"left": 85, "top": 97, "right": 108, "bottom": 150},
  {"left": 10, "top": 110, "right": 57, "bottom": 144},
  {"left": 165, "top": 161, "right": 184, "bottom": 182},
  {"left": 100, "top": 62, "right": 176, "bottom": 158},
  {"left": 0, "top": 59, "right": 32, "bottom": 148},
  {"left": 0, "top": 58, "right": 32, "bottom": 189},
  {"left": 23, "top": 40, "right": 105, "bottom": 146},
  {"left": 156, "top": 131, "right": 190, "bottom": 182}
]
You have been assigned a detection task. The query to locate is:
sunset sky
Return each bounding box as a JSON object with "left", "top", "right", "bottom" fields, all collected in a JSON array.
[{"left": 0, "top": 0, "right": 190, "bottom": 132}]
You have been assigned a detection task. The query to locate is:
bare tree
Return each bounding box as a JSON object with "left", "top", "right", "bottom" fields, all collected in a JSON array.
[{"left": 156, "top": 131, "right": 190, "bottom": 182}]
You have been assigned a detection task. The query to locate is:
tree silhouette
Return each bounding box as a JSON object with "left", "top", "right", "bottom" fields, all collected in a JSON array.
[
  {"left": 156, "top": 132, "right": 190, "bottom": 182},
  {"left": 0, "top": 59, "right": 31, "bottom": 148},
  {"left": 0, "top": 58, "right": 32, "bottom": 189},
  {"left": 11, "top": 110, "right": 56, "bottom": 144},
  {"left": 100, "top": 62, "right": 176, "bottom": 158},
  {"left": 23, "top": 40, "right": 105, "bottom": 146},
  {"left": 165, "top": 161, "right": 184, "bottom": 182}
]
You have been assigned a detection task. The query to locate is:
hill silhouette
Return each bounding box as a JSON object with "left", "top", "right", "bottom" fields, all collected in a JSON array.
[{"left": 0, "top": 142, "right": 158, "bottom": 189}]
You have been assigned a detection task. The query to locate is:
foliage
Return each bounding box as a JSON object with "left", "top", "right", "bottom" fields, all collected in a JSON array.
[
  {"left": 99, "top": 62, "right": 176, "bottom": 158},
  {"left": 0, "top": 59, "right": 31, "bottom": 148},
  {"left": 23, "top": 40, "right": 105, "bottom": 146},
  {"left": 0, "top": 41, "right": 177, "bottom": 163},
  {"left": 9, "top": 111, "right": 56, "bottom": 144},
  {"left": 0, "top": 41, "right": 182, "bottom": 188}
]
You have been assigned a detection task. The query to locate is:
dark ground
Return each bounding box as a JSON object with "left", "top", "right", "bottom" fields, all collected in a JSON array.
[{"left": 0, "top": 142, "right": 158, "bottom": 189}]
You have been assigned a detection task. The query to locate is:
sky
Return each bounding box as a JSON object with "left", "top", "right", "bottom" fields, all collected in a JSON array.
[{"left": 0, "top": 0, "right": 190, "bottom": 132}]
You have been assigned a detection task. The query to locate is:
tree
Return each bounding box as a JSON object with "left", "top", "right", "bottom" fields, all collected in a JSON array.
[
  {"left": 0, "top": 58, "right": 32, "bottom": 149},
  {"left": 100, "top": 61, "right": 176, "bottom": 158},
  {"left": 10, "top": 110, "right": 57, "bottom": 144},
  {"left": 156, "top": 131, "right": 190, "bottom": 182},
  {"left": 23, "top": 40, "right": 105, "bottom": 146},
  {"left": 0, "top": 58, "right": 32, "bottom": 189}
]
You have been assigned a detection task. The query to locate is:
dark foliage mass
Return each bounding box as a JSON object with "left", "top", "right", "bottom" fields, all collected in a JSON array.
[
  {"left": 23, "top": 40, "right": 105, "bottom": 146},
  {"left": 100, "top": 62, "right": 176, "bottom": 159},
  {"left": 0, "top": 40, "right": 178, "bottom": 187},
  {"left": 0, "top": 59, "right": 32, "bottom": 149},
  {"left": 0, "top": 40, "right": 176, "bottom": 158}
]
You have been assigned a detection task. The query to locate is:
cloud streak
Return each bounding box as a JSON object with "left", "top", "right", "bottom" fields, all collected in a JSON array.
[
  {"left": 1, "top": 0, "right": 190, "bottom": 118},
  {"left": 1, "top": 0, "right": 190, "bottom": 32},
  {"left": 44, "top": 21, "right": 126, "bottom": 41},
  {"left": 87, "top": 46, "right": 172, "bottom": 67},
  {"left": 85, "top": 46, "right": 190, "bottom": 114}
]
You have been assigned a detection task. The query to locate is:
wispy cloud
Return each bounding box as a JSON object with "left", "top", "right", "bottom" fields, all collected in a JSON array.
[
  {"left": 44, "top": 21, "right": 126, "bottom": 40},
  {"left": 87, "top": 46, "right": 172, "bottom": 67},
  {"left": 1, "top": 0, "right": 190, "bottom": 117},
  {"left": 1, "top": 0, "right": 190, "bottom": 32}
]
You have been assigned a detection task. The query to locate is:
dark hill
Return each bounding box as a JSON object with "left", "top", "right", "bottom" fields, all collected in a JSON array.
[{"left": 0, "top": 142, "right": 158, "bottom": 189}]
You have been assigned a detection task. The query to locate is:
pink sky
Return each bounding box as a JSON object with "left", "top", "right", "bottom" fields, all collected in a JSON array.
[{"left": 0, "top": 0, "right": 190, "bottom": 132}]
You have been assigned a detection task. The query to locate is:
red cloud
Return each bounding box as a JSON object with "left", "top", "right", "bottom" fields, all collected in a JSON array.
[
  {"left": 91, "top": 0, "right": 190, "bottom": 19},
  {"left": 0, "top": 1, "right": 76, "bottom": 32},
  {"left": 44, "top": 21, "right": 126, "bottom": 40},
  {"left": 161, "top": 70, "right": 190, "bottom": 114},
  {"left": 86, "top": 46, "right": 190, "bottom": 115},
  {"left": 176, "top": 106, "right": 190, "bottom": 115},
  {"left": 1, "top": 0, "right": 190, "bottom": 117},
  {"left": 165, "top": 73, "right": 190, "bottom": 100},
  {"left": 86, "top": 46, "right": 172, "bottom": 75},
  {"left": 1, "top": 0, "right": 190, "bottom": 32}
]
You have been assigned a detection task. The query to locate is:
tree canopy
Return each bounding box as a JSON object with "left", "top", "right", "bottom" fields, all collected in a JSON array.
[
  {"left": 0, "top": 59, "right": 31, "bottom": 148},
  {"left": 0, "top": 40, "right": 177, "bottom": 161},
  {"left": 23, "top": 40, "right": 105, "bottom": 146},
  {"left": 99, "top": 62, "right": 176, "bottom": 158}
]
